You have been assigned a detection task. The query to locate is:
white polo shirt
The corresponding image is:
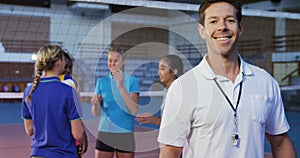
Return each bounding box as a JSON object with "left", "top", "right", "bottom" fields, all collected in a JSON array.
[{"left": 158, "top": 55, "right": 290, "bottom": 158}]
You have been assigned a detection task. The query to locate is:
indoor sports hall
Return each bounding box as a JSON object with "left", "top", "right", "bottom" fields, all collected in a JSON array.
[{"left": 0, "top": 0, "right": 299, "bottom": 157}]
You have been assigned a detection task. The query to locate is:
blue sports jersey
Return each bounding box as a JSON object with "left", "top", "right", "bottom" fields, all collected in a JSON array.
[
  {"left": 21, "top": 76, "right": 82, "bottom": 158},
  {"left": 95, "top": 73, "right": 140, "bottom": 133}
]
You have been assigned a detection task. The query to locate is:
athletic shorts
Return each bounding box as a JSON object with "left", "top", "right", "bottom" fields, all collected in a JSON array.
[{"left": 95, "top": 131, "right": 135, "bottom": 153}]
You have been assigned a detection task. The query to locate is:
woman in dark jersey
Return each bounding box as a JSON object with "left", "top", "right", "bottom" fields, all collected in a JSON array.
[{"left": 21, "top": 45, "right": 85, "bottom": 158}]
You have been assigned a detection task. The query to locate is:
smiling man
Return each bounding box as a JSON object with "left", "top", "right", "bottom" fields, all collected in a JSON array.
[{"left": 157, "top": 0, "right": 297, "bottom": 158}]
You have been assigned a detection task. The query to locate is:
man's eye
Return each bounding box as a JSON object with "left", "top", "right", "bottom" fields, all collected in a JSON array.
[
  {"left": 227, "top": 19, "right": 236, "bottom": 23},
  {"left": 209, "top": 20, "right": 217, "bottom": 24}
]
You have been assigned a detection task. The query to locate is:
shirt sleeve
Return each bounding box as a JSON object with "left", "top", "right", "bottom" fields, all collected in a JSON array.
[
  {"left": 67, "top": 88, "right": 82, "bottom": 120},
  {"left": 265, "top": 79, "right": 290, "bottom": 135},
  {"left": 129, "top": 76, "right": 140, "bottom": 93},
  {"left": 95, "top": 78, "right": 102, "bottom": 95},
  {"left": 21, "top": 86, "right": 32, "bottom": 120},
  {"left": 158, "top": 80, "right": 190, "bottom": 147},
  {"left": 59, "top": 74, "right": 77, "bottom": 90}
]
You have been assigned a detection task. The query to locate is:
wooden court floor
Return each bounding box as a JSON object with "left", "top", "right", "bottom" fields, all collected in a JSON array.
[{"left": 0, "top": 121, "right": 160, "bottom": 158}]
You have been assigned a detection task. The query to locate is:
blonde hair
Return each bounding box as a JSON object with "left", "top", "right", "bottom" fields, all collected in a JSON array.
[
  {"left": 108, "top": 47, "right": 125, "bottom": 58},
  {"left": 25, "top": 45, "right": 64, "bottom": 102}
]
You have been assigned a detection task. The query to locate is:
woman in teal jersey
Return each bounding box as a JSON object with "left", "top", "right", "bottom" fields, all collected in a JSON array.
[{"left": 91, "top": 47, "right": 140, "bottom": 158}]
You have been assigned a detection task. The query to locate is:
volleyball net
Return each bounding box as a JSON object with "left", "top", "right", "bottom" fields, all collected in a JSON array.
[{"left": 0, "top": 2, "right": 299, "bottom": 93}]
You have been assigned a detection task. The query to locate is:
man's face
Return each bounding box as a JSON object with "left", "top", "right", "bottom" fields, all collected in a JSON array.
[{"left": 199, "top": 2, "right": 242, "bottom": 57}]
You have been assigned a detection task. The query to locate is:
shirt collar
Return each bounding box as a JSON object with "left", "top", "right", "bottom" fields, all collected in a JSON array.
[
  {"left": 108, "top": 72, "right": 127, "bottom": 79},
  {"left": 109, "top": 72, "right": 113, "bottom": 79},
  {"left": 40, "top": 76, "right": 60, "bottom": 83},
  {"left": 198, "top": 54, "right": 253, "bottom": 81}
]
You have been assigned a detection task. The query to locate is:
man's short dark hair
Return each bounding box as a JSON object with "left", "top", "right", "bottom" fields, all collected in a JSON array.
[{"left": 198, "top": 0, "right": 242, "bottom": 25}]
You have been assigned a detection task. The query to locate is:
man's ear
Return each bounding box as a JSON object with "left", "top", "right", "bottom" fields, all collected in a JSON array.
[
  {"left": 198, "top": 24, "right": 206, "bottom": 39},
  {"left": 238, "top": 22, "right": 243, "bottom": 37}
]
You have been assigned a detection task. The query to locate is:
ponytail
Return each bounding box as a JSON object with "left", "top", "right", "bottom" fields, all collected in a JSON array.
[
  {"left": 25, "top": 67, "right": 42, "bottom": 103},
  {"left": 25, "top": 45, "right": 64, "bottom": 103}
]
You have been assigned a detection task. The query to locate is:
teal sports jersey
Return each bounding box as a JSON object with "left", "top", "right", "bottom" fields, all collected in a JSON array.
[
  {"left": 21, "top": 77, "right": 82, "bottom": 158},
  {"left": 95, "top": 73, "right": 140, "bottom": 133}
]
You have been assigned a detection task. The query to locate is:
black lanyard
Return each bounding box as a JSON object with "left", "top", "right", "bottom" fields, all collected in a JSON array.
[{"left": 213, "top": 79, "right": 243, "bottom": 117}]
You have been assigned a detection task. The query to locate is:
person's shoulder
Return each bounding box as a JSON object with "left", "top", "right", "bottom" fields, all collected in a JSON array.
[
  {"left": 245, "top": 62, "right": 273, "bottom": 79},
  {"left": 61, "top": 79, "right": 77, "bottom": 88},
  {"left": 176, "top": 65, "right": 200, "bottom": 82},
  {"left": 243, "top": 62, "right": 280, "bottom": 87},
  {"left": 128, "top": 74, "right": 138, "bottom": 80},
  {"left": 23, "top": 83, "right": 33, "bottom": 95},
  {"left": 168, "top": 64, "right": 207, "bottom": 94},
  {"left": 56, "top": 80, "right": 73, "bottom": 88},
  {"left": 97, "top": 75, "right": 110, "bottom": 82},
  {"left": 36, "top": 80, "right": 72, "bottom": 95},
  {"left": 59, "top": 74, "right": 74, "bottom": 80},
  {"left": 54, "top": 82, "right": 77, "bottom": 97},
  {"left": 122, "top": 73, "right": 138, "bottom": 81},
  {"left": 64, "top": 74, "right": 74, "bottom": 80}
]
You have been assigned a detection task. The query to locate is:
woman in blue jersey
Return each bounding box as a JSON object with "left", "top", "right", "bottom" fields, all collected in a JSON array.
[
  {"left": 59, "top": 50, "right": 88, "bottom": 158},
  {"left": 59, "top": 50, "right": 79, "bottom": 90},
  {"left": 136, "top": 55, "right": 183, "bottom": 126},
  {"left": 21, "top": 45, "right": 85, "bottom": 158},
  {"left": 91, "top": 47, "right": 140, "bottom": 158}
]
